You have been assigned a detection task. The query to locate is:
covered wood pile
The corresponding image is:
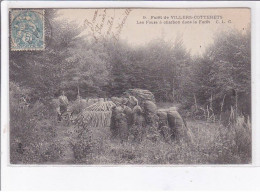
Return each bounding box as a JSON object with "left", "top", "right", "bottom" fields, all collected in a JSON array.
[{"left": 123, "top": 89, "right": 155, "bottom": 107}]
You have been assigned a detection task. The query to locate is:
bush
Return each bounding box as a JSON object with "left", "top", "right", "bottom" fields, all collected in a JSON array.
[
  {"left": 71, "top": 126, "right": 94, "bottom": 163},
  {"left": 10, "top": 109, "right": 65, "bottom": 164},
  {"left": 10, "top": 85, "right": 65, "bottom": 164}
]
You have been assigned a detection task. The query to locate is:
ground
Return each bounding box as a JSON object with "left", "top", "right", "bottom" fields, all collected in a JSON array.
[
  {"left": 50, "top": 116, "right": 251, "bottom": 165},
  {"left": 10, "top": 102, "right": 251, "bottom": 165}
]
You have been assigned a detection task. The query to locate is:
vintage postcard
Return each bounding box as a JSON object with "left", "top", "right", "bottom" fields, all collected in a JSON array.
[{"left": 8, "top": 8, "right": 251, "bottom": 165}]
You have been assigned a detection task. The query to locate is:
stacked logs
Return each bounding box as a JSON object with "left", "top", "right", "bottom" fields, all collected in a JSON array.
[
  {"left": 79, "top": 90, "right": 193, "bottom": 143},
  {"left": 81, "top": 101, "right": 116, "bottom": 127},
  {"left": 110, "top": 97, "right": 193, "bottom": 143},
  {"left": 123, "top": 89, "right": 155, "bottom": 107},
  {"left": 110, "top": 97, "right": 146, "bottom": 142}
]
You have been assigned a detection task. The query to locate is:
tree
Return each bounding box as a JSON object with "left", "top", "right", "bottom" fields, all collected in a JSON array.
[
  {"left": 10, "top": 10, "right": 84, "bottom": 101},
  {"left": 192, "top": 28, "right": 251, "bottom": 116}
]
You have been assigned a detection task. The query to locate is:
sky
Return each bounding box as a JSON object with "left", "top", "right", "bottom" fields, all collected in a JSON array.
[{"left": 57, "top": 8, "right": 250, "bottom": 55}]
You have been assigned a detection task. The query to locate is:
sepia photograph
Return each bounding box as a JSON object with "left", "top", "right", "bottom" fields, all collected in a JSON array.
[{"left": 9, "top": 8, "right": 251, "bottom": 165}]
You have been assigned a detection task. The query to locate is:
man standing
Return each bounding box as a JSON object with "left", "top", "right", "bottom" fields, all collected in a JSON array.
[{"left": 58, "top": 91, "right": 69, "bottom": 121}]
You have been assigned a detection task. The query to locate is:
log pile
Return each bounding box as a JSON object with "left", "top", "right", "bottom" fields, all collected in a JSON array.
[
  {"left": 80, "top": 101, "right": 116, "bottom": 127},
  {"left": 124, "top": 89, "right": 155, "bottom": 106}
]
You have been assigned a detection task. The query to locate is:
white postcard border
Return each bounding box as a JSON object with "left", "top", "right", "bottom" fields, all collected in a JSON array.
[{"left": 1, "top": 1, "right": 260, "bottom": 190}]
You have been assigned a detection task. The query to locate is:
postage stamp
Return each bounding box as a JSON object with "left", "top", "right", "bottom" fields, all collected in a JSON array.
[{"left": 10, "top": 9, "right": 45, "bottom": 51}]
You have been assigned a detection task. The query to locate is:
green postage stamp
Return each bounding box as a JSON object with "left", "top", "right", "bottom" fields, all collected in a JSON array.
[{"left": 10, "top": 9, "right": 45, "bottom": 51}]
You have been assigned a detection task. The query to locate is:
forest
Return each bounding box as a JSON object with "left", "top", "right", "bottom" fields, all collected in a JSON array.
[{"left": 10, "top": 10, "right": 251, "bottom": 164}]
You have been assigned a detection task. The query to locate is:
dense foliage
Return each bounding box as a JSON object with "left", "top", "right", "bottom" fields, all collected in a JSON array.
[{"left": 10, "top": 10, "right": 251, "bottom": 117}]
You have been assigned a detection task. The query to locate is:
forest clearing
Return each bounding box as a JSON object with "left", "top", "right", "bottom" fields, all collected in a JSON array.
[
  {"left": 10, "top": 97, "right": 251, "bottom": 165},
  {"left": 9, "top": 9, "right": 251, "bottom": 165}
]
